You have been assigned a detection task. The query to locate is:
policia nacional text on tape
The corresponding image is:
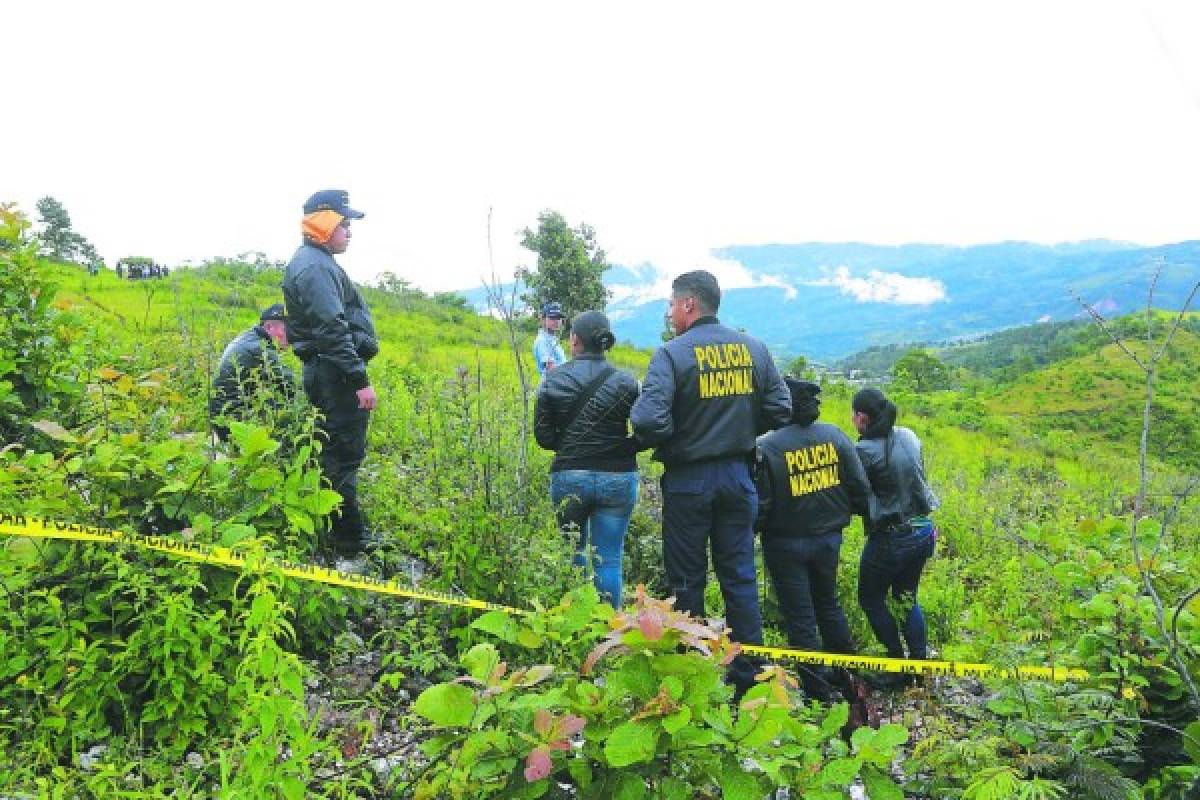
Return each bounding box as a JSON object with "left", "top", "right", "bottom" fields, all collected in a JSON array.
[{"left": 0, "top": 514, "right": 1088, "bottom": 682}]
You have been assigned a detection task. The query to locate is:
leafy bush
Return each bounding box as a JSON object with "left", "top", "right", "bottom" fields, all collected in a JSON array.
[{"left": 411, "top": 586, "right": 908, "bottom": 799}]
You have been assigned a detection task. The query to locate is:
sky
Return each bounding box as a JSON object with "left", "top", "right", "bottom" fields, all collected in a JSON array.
[{"left": 6, "top": 0, "right": 1200, "bottom": 293}]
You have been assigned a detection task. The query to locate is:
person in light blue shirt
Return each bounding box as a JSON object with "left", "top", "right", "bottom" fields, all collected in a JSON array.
[{"left": 533, "top": 302, "right": 567, "bottom": 378}]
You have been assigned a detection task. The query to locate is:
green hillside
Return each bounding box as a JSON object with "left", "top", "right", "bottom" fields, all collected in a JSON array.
[
  {"left": 986, "top": 317, "right": 1200, "bottom": 469},
  {"left": 2, "top": 214, "right": 1198, "bottom": 797},
  {"left": 838, "top": 312, "right": 1200, "bottom": 383}
]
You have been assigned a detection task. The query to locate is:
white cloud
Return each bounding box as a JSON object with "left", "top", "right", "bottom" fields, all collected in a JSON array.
[
  {"left": 808, "top": 266, "right": 946, "bottom": 305},
  {"left": 607, "top": 249, "right": 799, "bottom": 307}
]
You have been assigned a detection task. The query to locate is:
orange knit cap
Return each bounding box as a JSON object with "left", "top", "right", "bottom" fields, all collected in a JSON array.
[{"left": 302, "top": 210, "right": 344, "bottom": 244}]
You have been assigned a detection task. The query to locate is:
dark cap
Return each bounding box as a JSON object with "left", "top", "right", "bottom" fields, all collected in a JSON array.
[
  {"left": 785, "top": 377, "right": 821, "bottom": 424},
  {"left": 259, "top": 303, "right": 287, "bottom": 322},
  {"left": 542, "top": 302, "right": 564, "bottom": 319},
  {"left": 303, "top": 189, "right": 365, "bottom": 219},
  {"left": 571, "top": 310, "right": 616, "bottom": 352},
  {"left": 785, "top": 377, "right": 821, "bottom": 402}
]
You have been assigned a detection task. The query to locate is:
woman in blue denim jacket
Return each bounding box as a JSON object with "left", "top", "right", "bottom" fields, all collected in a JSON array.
[
  {"left": 851, "top": 388, "right": 939, "bottom": 685},
  {"left": 533, "top": 311, "right": 644, "bottom": 607}
]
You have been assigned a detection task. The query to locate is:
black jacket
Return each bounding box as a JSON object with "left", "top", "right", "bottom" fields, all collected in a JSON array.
[
  {"left": 755, "top": 421, "right": 872, "bottom": 537},
  {"left": 855, "top": 426, "right": 938, "bottom": 533},
  {"left": 209, "top": 326, "right": 296, "bottom": 421},
  {"left": 281, "top": 243, "right": 378, "bottom": 390},
  {"left": 630, "top": 317, "right": 791, "bottom": 466},
  {"left": 534, "top": 354, "right": 641, "bottom": 472}
]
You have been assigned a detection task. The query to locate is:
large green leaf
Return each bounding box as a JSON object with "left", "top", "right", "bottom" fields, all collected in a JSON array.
[
  {"left": 1185, "top": 720, "right": 1200, "bottom": 764},
  {"left": 471, "top": 610, "right": 520, "bottom": 643},
  {"left": 611, "top": 654, "right": 657, "bottom": 700},
  {"left": 861, "top": 767, "right": 903, "bottom": 800},
  {"left": 460, "top": 643, "right": 499, "bottom": 683},
  {"left": 816, "top": 756, "right": 862, "bottom": 786},
  {"left": 659, "top": 777, "right": 691, "bottom": 800},
  {"left": 718, "top": 768, "right": 761, "bottom": 800},
  {"left": 604, "top": 720, "right": 658, "bottom": 767},
  {"left": 413, "top": 682, "right": 477, "bottom": 728},
  {"left": 613, "top": 774, "right": 647, "bottom": 800}
]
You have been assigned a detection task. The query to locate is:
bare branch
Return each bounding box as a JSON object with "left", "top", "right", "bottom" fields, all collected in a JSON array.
[
  {"left": 1078, "top": 269, "right": 1200, "bottom": 712},
  {"left": 1151, "top": 279, "right": 1200, "bottom": 366},
  {"left": 1171, "top": 584, "right": 1200, "bottom": 662},
  {"left": 481, "top": 207, "right": 532, "bottom": 504},
  {"left": 1069, "top": 289, "right": 1147, "bottom": 372}
]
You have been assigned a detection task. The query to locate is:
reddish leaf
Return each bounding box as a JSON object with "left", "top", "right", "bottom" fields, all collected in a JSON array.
[
  {"left": 524, "top": 748, "right": 552, "bottom": 782},
  {"left": 638, "top": 610, "right": 665, "bottom": 641},
  {"left": 560, "top": 714, "right": 586, "bottom": 737}
]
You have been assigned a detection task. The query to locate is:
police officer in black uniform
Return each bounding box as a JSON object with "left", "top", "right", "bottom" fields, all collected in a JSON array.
[
  {"left": 631, "top": 270, "right": 791, "bottom": 697},
  {"left": 282, "top": 190, "right": 381, "bottom": 557},
  {"left": 756, "top": 378, "right": 872, "bottom": 700},
  {"left": 209, "top": 303, "right": 296, "bottom": 442}
]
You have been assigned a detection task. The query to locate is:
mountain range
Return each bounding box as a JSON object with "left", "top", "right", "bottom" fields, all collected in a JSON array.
[{"left": 461, "top": 240, "right": 1200, "bottom": 362}]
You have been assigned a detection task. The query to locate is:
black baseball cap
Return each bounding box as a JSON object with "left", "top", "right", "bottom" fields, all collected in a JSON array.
[
  {"left": 259, "top": 303, "right": 287, "bottom": 322},
  {"left": 542, "top": 302, "right": 564, "bottom": 319},
  {"left": 303, "top": 189, "right": 365, "bottom": 219}
]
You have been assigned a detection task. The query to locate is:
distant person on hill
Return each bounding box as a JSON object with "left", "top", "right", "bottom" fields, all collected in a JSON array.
[
  {"left": 209, "top": 303, "right": 296, "bottom": 442},
  {"left": 533, "top": 302, "right": 567, "bottom": 378},
  {"left": 754, "top": 378, "right": 872, "bottom": 702},
  {"left": 851, "top": 387, "right": 939, "bottom": 689},
  {"left": 115, "top": 262, "right": 124, "bottom": 279},
  {"left": 534, "top": 310, "right": 643, "bottom": 607},
  {"left": 282, "top": 189, "right": 382, "bottom": 558},
  {"left": 630, "top": 269, "right": 792, "bottom": 699}
]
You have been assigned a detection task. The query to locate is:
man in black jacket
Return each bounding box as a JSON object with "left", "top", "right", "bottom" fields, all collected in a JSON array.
[
  {"left": 630, "top": 270, "right": 791, "bottom": 697},
  {"left": 756, "top": 378, "right": 872, "bottom": 700},
  {"left": 282, "top": 190, "right": 380, "bottom": 557},
  {"left": 209, "top": 303, "right": 296, "bottom": 442}
]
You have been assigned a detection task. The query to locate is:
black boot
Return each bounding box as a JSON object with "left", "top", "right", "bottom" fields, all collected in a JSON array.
[{"left": 330, "top": 485, "right": 382, "bottom": 556}]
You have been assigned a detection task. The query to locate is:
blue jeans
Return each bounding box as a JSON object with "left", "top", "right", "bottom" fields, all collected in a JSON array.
[
  {"left": 857, "top": 522, "right": 935, "bottom": 659},
  {"left": 661, "top": 459, "right": 762, "bottom": 692},
  {"left": 550, "top": 470, "right": 639, "bottom": 607},
  {"left": 763, "top": 531, "right": 856, "bottom": 698}
]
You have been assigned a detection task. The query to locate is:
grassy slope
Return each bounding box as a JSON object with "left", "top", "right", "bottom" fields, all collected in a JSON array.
[
  {"left": 984, "top": 319, "right": 1200, "bottom": 468},
  {"left": 48, "top": 262, "right": 650, "bottom": 383}
]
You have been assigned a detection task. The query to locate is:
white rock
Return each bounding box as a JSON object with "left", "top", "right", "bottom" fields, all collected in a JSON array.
[
  {"left": 77, "top": 744, "right": 108, "bottom": 771},
  {"left": 371, "top": 755, "right": 405, "bottom": 779}
]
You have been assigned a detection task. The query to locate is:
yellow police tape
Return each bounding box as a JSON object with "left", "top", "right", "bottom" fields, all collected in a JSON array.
[{"left": 0, "top": 514, "right": 1088, "bottom": 682}]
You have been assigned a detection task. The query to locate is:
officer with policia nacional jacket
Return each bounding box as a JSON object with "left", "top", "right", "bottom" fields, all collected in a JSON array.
[
  {"left": 630, "top": 269, "right": 792, "bottom": 699},
  {"left": 282, "top": 190, "right": 381, "bottom": 558},
  {"left": 754, "top": 378, "right": 872, "bottom": 702},
  {"left": 208, "top": 303, "right": 296, "bottom": 442}
]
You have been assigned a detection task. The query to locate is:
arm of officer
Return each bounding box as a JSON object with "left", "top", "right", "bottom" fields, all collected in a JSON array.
[
  {"left": 758, "top": 350, "right": 792, "bottom": 432},
  {"left": 839, "top": 433, "right": 873, "bottom": 519},
  {"left": 532, "top": 380, "right": 559, "bottom": 450},
  {"left": 630, "top": 349, "right": 675, "bottom": 446},
  {"left": 618, "top": 374, "right": 648, "bottom": 456},
  {"left": 298, "top": 264, "right": 369, "bottom": 389},
  {"left": 752, "top": 443, "right": 773, "bottom": 533}
]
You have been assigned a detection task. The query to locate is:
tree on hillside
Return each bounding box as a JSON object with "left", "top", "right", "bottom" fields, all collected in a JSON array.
[
  {"left": 786, "top": 354, "right": 819, "bottom": 379},
  {"left": 35, "top": 196, "right": 97, "bottom": 264},
  {"left": 892, "top": 348, "right": 952, "bottom": 392},
  {"left": 517, "top": 210, "right": 611, "bottom": 328}
]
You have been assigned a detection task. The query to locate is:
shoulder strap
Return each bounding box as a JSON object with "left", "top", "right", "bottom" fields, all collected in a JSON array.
[{"left": 561, "top": 364, "right": 617, "bottom": 435}]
